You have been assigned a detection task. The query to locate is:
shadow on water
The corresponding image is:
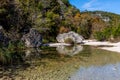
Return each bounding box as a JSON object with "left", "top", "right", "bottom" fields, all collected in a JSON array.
[
  {"left": 0, "top": 48, "right": 30, "bottom": 79},
  {"left": 1, "top": 45, "right": 120, "bottom": 80}
]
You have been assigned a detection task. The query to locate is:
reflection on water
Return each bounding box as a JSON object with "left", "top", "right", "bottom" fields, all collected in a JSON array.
[
  {"left": 1, "top": 46, "right": 120, "bottom": 80},
  {"left": 70, "top": 63, "right": 120, "bottom": 80},
  {"left": 56, "top": 45, "right": 83, "bottom": 56},
  {"left": 25, "top": 48, "right": 41, "bottom": 58}
]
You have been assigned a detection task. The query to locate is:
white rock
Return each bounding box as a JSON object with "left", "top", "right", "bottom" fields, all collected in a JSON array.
[{"left": 56, "top": 31, "right": 84, "bottom": 43}]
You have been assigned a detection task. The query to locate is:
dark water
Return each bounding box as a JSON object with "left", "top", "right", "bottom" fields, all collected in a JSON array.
[{"left": 0, "top": 45, "right": 120, "bottom": 80}]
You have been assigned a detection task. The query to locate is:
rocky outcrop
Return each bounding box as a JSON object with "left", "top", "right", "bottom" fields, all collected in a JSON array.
[
  {"left": 56, "top": 31, "right": 84, "bottom": 43},
  {"left": 22, "top": 28, "right": 42, "bottom": 47}
]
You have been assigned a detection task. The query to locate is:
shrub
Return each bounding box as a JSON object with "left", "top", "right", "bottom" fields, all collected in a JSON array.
[
  {"left": 0, "top": 47, "right": 24, "bottom": 65},
  {"left": 94, "top": 31, "right": 106, "bottom": 41},
  {"left": 8, "top": 41, "right": 16, "bottom": 51},
  {"left": 113, "top": 25, "right": 120, "bottom": 38},
  {"left": 7, "top": 41, "right": 25, "bottom": 51},
  {"left": 103, "top": 27, "right": 111, "bottom": 39},
  {"left": 17, "top": 41, "right": 25, "bottom": 49}
]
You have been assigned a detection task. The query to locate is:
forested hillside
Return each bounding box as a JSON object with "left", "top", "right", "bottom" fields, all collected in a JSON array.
[
  {"left": 0, "top": 0, "right": 120, "bottom": 43},
  {"left": 82, "top": 11, "right": 120, "bottom": 41}
]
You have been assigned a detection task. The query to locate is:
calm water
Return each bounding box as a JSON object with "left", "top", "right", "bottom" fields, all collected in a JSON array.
[{"left": 1, "top": 45, "right": 120, "bottom": 80}]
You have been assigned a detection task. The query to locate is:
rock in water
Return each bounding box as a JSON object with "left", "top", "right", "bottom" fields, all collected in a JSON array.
[
  {"left": 56, "top": 31, "right": 84, "bottom": 43},
  {"left": 22, "top": 28, "right": 42, "bottom": 47}
]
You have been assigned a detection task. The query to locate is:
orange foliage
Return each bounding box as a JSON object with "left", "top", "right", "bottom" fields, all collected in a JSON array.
[
  {"left": 74, "top": 13, "right": 81, "bottom": 19},
  {"left": 59, "top": 26, "right": 70, "bottom": 33}
]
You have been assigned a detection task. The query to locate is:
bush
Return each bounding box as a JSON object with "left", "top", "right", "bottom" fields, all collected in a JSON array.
[
  {"left": 94, "top": 32, "right": 106, "bottom": 41},
  {"left": 8, "top": 41, "right": 16, "bottom": 51},
  {"left": 7, "top": 41, "right": 25, "bottom": 51},
  {"left": 103, "top": 27, "right": 111, "bottom": 39},
  {"left": 0, "top": 47, "right": 24, "bottom": 65},
  {"left": 94, "top": 27, "right": 113, "bottom": 41},
  {"left": 64, "top": 38, "right": 74, "bottom": 44},
  {"left": 113, "top": 25, "right": 120, "bottom": 38}
]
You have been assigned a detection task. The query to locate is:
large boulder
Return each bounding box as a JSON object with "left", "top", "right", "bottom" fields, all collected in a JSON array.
[
  {"left": 22, "top": 28, "right": 42, "bottom": 47},
  {"left": 56, "top": 31, "right": 84, "bottom": 43}
]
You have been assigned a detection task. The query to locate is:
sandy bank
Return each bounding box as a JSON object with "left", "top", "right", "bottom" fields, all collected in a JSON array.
[
  {"left": 83, "top": 40, "right": 120, "bottom": 53},
  {"left": 47, "top": 40, "right": 120, "bottom": 53}
]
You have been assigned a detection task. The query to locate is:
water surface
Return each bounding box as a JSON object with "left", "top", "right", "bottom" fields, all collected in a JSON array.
[{"left": 0, "top": 45, "right": 120, "bottom": 80}]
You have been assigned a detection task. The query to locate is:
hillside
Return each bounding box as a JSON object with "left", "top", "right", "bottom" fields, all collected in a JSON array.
[
  {"left": 0, "top": 0, "right": 120, "bottom": 45},
  {"left": 0, "top": 0, "right": 80, "bottom": 41},
  {"left": 82, "top": 11, "right": 120, "bottom": 41},
  {"left": 82, "top": 11, "right": 120, "bottom": 24}
]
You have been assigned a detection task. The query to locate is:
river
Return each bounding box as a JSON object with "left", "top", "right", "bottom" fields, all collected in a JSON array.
[{"left": 0, "top": 45, "right": 120, "bottom": 80}]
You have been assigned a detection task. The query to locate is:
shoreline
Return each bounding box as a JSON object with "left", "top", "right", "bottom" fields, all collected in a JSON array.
[
  {"left": 48, "top": 40, "right": 120, "bottom": 53},
  {"left": 83, "top": 40, "right": 120, "bottom": 53}
]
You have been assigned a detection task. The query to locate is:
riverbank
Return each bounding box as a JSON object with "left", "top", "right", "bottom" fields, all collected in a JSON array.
[
  {"left": 48, "top": 40, "right": 120, "bottom": 53},
  {"left": 83, "top": 40, "right": 120, "bottom": 53}
]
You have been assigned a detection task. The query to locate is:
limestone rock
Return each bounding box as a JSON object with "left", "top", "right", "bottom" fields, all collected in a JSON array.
[
  {"left": 22, "top": 28, "right": 42, "bottom": 47},
  {"left": 56, "top": 31, "right": 84, "bottom": 43}
]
